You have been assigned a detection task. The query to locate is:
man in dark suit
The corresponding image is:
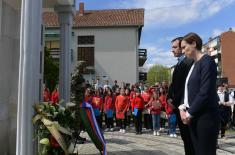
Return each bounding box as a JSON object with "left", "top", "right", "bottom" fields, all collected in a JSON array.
[{"left": 167, "top": 37, "right": 195, "bottom": 155}]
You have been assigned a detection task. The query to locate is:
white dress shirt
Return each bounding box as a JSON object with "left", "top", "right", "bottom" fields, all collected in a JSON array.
[
  {"left": 217, "top": 90, "right": 234, "bottom": 105},
  {"left": 179, "top": 63, "right": 195, "bottom": 117}
]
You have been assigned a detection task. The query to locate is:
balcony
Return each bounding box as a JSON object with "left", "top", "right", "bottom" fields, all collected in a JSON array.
[
  {"left": 77, "top": 63, "right": 95, "bottom": 75},
  {"left": 208, "top": 36, "right": 220, "bottom": 48},
  {"left": 139, "top": 72, "right": 147, "bottom": 82},
  {"left": 210, "top": 49, "right": 218, "bottom": 56},
  {"left": 139, "top": 48, "right": 147, "bottom": 66},
  {"left": 50, "top": 50, "right": 60, "bottom": 59},
  {"left": 45, "top": 32, "right": 60, "bottom": 39},
  {"left": 43, "top": 0, "right": 75, "bottom": 8}
]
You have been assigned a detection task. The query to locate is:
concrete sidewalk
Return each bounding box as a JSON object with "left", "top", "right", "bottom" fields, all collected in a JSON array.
[{"left": 75, "top": 127, "right": 235, "bottom": 155}]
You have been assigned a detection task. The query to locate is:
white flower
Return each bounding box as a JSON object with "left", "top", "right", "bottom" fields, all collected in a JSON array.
[
  {"left": 39, "top": 138, "right": 50, "bottom": 145},
  {"left": 66, "top": 102, "right": 76, "bottom": 108}
]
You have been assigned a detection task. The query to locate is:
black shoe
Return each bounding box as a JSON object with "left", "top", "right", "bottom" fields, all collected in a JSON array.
[
  {"left": 221, "top": 134, "right": 225, "bottom": 138},
  {"left": 77, "top": 140, "right": 85, "bottom": 144},
  {"left": 78, "top": 136, "right": 86, "bottom": 141}
]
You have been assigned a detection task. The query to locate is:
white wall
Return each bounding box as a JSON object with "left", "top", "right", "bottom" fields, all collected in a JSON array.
[
  {"left": 72, "top": 27, "right": 139, "bottom": 85},
  {"left": 0, "top": 1, "right": 20, "bottom": 154}
]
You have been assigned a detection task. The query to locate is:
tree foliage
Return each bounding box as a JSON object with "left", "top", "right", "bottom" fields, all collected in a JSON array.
[
  {"left": 71, "top": 62, "right": 86, "bottom": 104},
  {"left": 147, "top": 64, "right": 171, "bottom": 86},
  {"left": 70, "top": 63, "right": 86, "bottom": 133},
  {"left": 44, "top": 47, "right": 59, "bottom": 92}
]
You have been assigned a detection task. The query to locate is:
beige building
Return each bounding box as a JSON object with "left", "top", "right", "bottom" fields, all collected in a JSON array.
[
  {"left": 203, "top": 29, "right": 235, "bottom": 87},
  {"left": 43, "top": 3, "right": 147, "bottom": 86}
]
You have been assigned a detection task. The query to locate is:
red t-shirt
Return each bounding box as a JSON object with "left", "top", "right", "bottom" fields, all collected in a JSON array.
[
  {"left": 165, "top": 103, "right": 173, "bottom": 115},
  {"left": 115, "top": 95, "right": 128, "bottom": 112},
  {"left": 104, "top": 96, "right": 114, "bottom": 111},
  {"left": 92, "top": 96, "right": 103, "bottom": 110},
  {"left": 149, "top": 87, "right": 156, "bottom": 95},
  {"left": 159, "top": 95, "right": 167, "bottom": 108},
  {"left": 149, "top": 98, "right": 162, "bottom": 115},
  {"left": 141, "top": 92, "right": 151, "bottom": 103},
  {"left": 130, "top": 91, "right": 136, "bottom": 101},
  {"left": 131, "top": 96, "right": 144, "bottom": 111}
]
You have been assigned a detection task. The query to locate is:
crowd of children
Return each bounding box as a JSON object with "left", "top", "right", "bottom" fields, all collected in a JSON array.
[{"left": 83, "top": 80, "right": 178, "bottom": 138}]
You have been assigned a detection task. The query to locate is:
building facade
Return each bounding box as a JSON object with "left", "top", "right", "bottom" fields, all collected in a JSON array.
[
  {"left": 203, "top": 29, "right": 235, "bottom": 87},
  {"left": 43, "top": 3, "right": 147, "bottom": 86}
]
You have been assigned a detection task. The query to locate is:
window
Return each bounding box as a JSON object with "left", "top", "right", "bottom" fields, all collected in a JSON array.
[
  {"left": 45, "top": 41, "right": 60, "bottom": 50},
  {"left": 78, "top": 36, "right": 94, "bottom": 45},
  {"left": 77, "top": 47, "right": 94, "bottom": 66}
]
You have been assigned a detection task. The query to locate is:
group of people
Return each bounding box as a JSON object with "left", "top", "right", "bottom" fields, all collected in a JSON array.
[
  {"left": 86, "top": 32, "right": 233, "bottom": 155},
  {"left": 83, "top": 81, "right": 178, "bottom": 137},
  {"left": 168, "top": 32, "right": 234, "bottom": 155},
  {"left": 43, "top": 32, "right": 235, "bottom": 155}
]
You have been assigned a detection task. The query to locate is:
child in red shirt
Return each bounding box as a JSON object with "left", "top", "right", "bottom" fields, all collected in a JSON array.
[
  {"left": 125, "top": 88, "right": 132, "bottom": 127},
  {"left": 84, "top": 88, "right": 93, "bottom": 103},
  {"left": 147, "top": 91, "right": 162, "bottom": 136},
  {"left": 113, "top": 88, "right": 120, "bottom": 128},
  {"left": 132, "top": 89, "right": 144, "bottom": 134},
  {"left": 165, "top": 99, "right": 177, "bottom": 137},
  {"left": 92, "top": 90, "right": 103, "bottom": 128},
  {"left": 142, "top": 86, "right": 152, "bottom": 130},
  {"left": 115, "top": 88, "right": 128, "bottom": 133},
  {"left": 159, "top": 88, "right": 167, "bottom": 130},
  {"left": 104, "top": 87, "right": 114, "bottom": 131}
]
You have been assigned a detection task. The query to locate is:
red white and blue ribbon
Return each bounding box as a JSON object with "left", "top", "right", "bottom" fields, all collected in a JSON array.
[{"left": 81, "top": 102, "right": 107, "bottom": 155}]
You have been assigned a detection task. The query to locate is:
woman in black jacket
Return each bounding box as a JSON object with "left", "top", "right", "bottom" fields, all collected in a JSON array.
[{"left": 179, "top": 32, "right": 220, "bottom": 155}]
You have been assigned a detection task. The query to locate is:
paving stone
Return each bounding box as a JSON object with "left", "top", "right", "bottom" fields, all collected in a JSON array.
[{"left": 75, "top": 127, "right": 235, "bottom": 155}]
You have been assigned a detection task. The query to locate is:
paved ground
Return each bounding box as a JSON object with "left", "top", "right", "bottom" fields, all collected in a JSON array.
[{"left": 74, "top": 127, "right": 235, "bottom": 155}]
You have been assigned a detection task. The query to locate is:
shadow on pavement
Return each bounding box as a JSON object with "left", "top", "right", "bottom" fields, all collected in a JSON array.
[
  {"left": 105, "top": 138, "right": 133, "bottom": 145},
  {"left": 87, "top": 149, "right": 170, "bottom": 155}
]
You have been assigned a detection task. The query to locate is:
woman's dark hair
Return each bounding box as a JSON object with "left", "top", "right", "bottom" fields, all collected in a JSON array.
[
  {"left": 183, "top": 32, "right": 203, "bottom": 50},
  {"left": 125, "top": 88, "right": 131, "bottom": 96},
  {"left": 106, "top": 87, "right": 113, "bottom": 96}
]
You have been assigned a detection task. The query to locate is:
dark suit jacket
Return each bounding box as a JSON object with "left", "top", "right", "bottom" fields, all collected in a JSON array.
[
  {"left": 187, "top": 54, "right": 219, "bottom": 117},
  {"left": 168, "top": 57, "right": 194, "bottom": 107}
]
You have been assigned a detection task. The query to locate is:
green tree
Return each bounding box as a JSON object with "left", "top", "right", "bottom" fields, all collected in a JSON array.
[
  {"left": 70, "top": 62, "right": 86, "bottom": 135},
  {"left": 147, "top": 64, "right": 171, "bottom": 86},
  {"left": 44, "top": 47, "right": 59, "bottom": 92},
  {"left": 71, "top": 62, "right": 86, "bottom": 104}
]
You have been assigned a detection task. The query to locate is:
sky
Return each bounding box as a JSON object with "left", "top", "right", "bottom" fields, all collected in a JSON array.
[{"left": 75, "top": 0, "right": 235, "bottom": 70}]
